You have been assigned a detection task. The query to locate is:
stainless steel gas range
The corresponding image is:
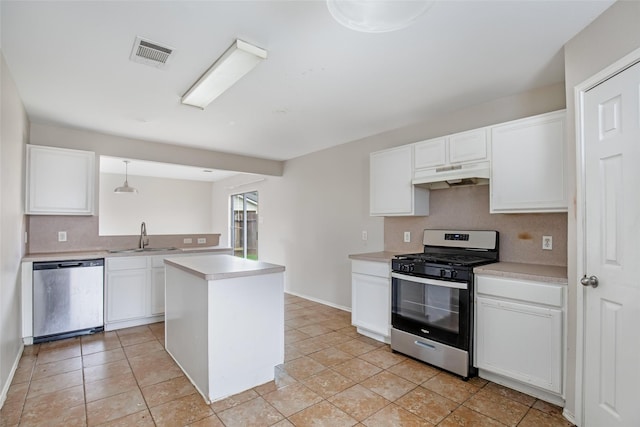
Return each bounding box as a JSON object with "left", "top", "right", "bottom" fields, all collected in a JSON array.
[{"left": 390, "top": 229, "right": 499, "bottom": 379}]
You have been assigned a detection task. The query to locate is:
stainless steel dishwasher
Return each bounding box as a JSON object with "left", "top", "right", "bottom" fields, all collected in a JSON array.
[{"left": 33, "top": 258, "right": 104, "bottom": 343}]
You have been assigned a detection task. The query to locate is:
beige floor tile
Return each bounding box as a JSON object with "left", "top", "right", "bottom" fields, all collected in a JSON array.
[
  {"left": 38, "top": 337, "right": 81, "bottom": 352},
  {"left": 422, "top": 372, "right": 480, "bottom": 404},
  {"left": 94, "top": 409, "right": 155, "bottom": 426},
  {"left": 128, "top": 353, "right": 184, "bottom": 387},
  {"left": 23, "top": 384, "right": 84, "bottom": 415},
  {"left": 532, "top": 399, "right": 567, "bottom": 419},
  {"left": 464, "top": 388, "right": 529, "bottom": 426},
  {"left": 285, "top": 329, "right": 311, "bottom": 345},
  {"left": 0, "top": 399, "right": 24, "bottom": 426},
  {"left": 484, "top": 381, "right": 537, "bottom": 407},
  {"left": 31, "top": 356, "right": 82, "bottom": 380},
  {"left": 81, "top": 333, "right": 122, "bottom": 355},
  {"left": 11, "top": 357, "right": 36, "bottom": 384},
  {"left": 284, "top": 345, "right": 304, "bottom": 362},
  {"left": 253, "top": 368, "right": 298, "bottom": 395},
  {"left": 360, "top": 371, "right": 417, "bottom": 402},
  {"left": 116, "top": 330, "right": 157, "bottom": 347},
  {"left": 387, "top": 358, "right": 440, "bottom": 384},
  {"left": 263, "top": 382, "right": 323, "bottom": 417},
  {"left": 439, "top": 406, "right": 506, "bottom": 427},
  {"left": 335, "top": 339, "right": 378, "bottom": 356},
  {"left": 82, "top": 348, "right": 126, "bottom": 368},
  {"left": 289, "top": 336, "right": 331, "bottom": 355},
  {"left": 141, "top": 375, "right": 196, "bottom": 408},
  {"left": 85, "top": 372, "right": 139, "bottom": 403},
  {"left": 362, "top": 403, "right": 433, "bottom": 427},
  {"left": 358, "top": 347, "right": 406, "bottom": 369},
  {"left": 19, "top": 402, "right": 86, "bottom": 427},
  {"left": 26, "top": 369, "right": 83, "bottom": 399},
  {"left": 148, "top": 393, "right": 214, "bottom": 427},
  {"left": 122, "top": 340, "right": 164, "bottom": 359},
  {"left": 332, "top": 358, "right": 382, "bottom": 383},
  {"left": 302, "top": 369, "right": 355, "bottom": 398},
  {"left": 210, "top": 388, "right": 259, "bottom": 413},
  {"left": 83, "top": 359, "right": 132, "bottom": 383},
  {"left": 288, "top": 400, "right": 358, "bottom": 426},
  {"left": 297, "top": 324, "right": 335, "bottom": 337},
  {"left": 308, "top": 347, "right": 354, "bottom": 367},
  {"left": 395, "top": 386, "right": 458, "bottom": 424},
  {"left": 518, "top": 408, "right": 574, "bottom": 427},
  {"left": 281, "top": 356, "right": 327, "bottom": 380},
  {"left": 271, "top": 420, "right": 295, "bottom": 427},
  {"left": 217, "top": 396, "right": 284, "bottom": 427},
  {"left": 86, "top": 388, "right": 147, "bottom": 426},
  {"left": 35, "top": 344, "right": 82, "bottom": 365},
  {"left": 316, "top": 331, "right": 352, "bottom": 347},
  {"left": 186, "top": 414, "right": 226, "bottom": 427},
  {"left": 328, "top": 384, "right": 390, "bottom": 422}
]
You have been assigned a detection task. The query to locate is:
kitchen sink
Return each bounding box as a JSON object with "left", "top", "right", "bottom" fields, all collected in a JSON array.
[{"left": 108, "top": 247, "right": 180, "bottom": 253}]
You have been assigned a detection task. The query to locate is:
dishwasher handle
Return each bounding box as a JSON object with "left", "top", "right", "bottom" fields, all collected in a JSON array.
[{"left": 33, "top": 259, "right": 104, "bottom": 270}]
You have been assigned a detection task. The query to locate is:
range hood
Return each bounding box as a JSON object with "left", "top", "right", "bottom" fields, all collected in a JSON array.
[{"left": 412, "top": 160, "right": 490, "bottom": 190}]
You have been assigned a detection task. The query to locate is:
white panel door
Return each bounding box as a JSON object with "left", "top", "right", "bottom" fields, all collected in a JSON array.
[{"left": 582, "top": 61, "right": 640, "bottom": 427}]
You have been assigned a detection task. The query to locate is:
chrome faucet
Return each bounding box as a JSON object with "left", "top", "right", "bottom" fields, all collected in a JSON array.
[{"left": 139, "top": 222, "right": 149, "bottom": 249}]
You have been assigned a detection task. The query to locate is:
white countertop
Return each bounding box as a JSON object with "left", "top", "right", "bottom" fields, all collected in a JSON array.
[
  {"left": 22, "top": 246, "right": 233, "bottom": 262},
  {"left": 474, "top": 262, "right": 568, "bottom": 284},
  {"left": 348, "top": 251, "right": 403, "bottom": 263},
  {"left": 164, "top": 254, "right": 285, "bottom": 280}
]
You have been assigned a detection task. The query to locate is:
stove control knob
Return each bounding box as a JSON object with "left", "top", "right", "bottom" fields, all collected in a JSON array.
[
  {"left": 440, "top": 269, "right": 447, "bottom": 278},
  {"left": 450, "top": 270, "right": 457, "bottom": 279},
  {"left": 409, "top": 264, "right": 415, "bottom": 272}
]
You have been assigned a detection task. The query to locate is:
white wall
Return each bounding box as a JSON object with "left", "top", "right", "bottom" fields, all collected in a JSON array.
[
  {"left": 563, "top": 0, "right": 640, "bottom": 421},
  {"left": 99, "top": 173, "right": 214, "bottom": 235},
  {"left": 211, "top": 83, "right": 566, "bottom": 310},
  {"left": 0, "top": 52, "right": 28, "bottom": 404}
]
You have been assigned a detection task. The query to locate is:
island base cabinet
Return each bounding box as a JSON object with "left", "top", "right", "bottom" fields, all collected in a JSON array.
[{"left": 165, "top": 264, "right": 284, "bottom": 403}]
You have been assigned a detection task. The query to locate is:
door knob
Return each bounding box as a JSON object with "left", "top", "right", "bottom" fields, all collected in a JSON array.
[{"left": 580, "top": 275, "right": 599, "bottom": 288}]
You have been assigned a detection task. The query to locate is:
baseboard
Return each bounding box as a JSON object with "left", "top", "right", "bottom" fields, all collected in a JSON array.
[
  {"left": 104, "top": 315, "right": 164, "bottom": 331},
  {"left": 478, "top": 369, "right": 565, "bottom": 407},
  {"left": 0, "top": 342, "right": 24, "bottom": 408},
  {"left": 284, "top": 291, "right": 351, "bottom": 313},
  {"left": 562, "top": 408, "right": 577, "bottom": 426}
]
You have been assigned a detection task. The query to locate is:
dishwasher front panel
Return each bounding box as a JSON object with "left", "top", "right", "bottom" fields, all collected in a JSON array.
[{"left": 33, "top": 259, "right": 104, "bottom": 340}]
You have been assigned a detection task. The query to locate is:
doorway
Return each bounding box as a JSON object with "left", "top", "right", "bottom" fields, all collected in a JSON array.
[{"left": 231, "top": 191, "right": 258, "bottom": 260}]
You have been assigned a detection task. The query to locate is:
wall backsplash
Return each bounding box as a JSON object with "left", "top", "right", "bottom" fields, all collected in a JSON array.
[
  {"left": 384, "top": 185, "right": 568, "bottom": 266},
  {"left": 27, "top": 215, "right": 221, "bottom": 254}
]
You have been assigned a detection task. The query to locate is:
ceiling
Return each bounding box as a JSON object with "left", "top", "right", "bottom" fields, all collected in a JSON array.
[
  {"left": 1, "top": 1, "right": 614, "bottom": 163},
  {"left": 100, "top": 156, "right": 239, "bottom": 182}
]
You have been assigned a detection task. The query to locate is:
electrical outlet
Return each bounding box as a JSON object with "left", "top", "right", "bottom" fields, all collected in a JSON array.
[
  {"left": 58, "top": 231, "right": 67, "bottom": 242},
  {"left": 183, "top": 238, "right": 193, "bottom": 244},
  {"left": 404, "top": 231, "right": 411, "bottom": 243},
  {"left": 197, "top": 237, "right": 207, "bottom": 244},
  {"left": 361, "top": 231, "right": 368, "bottom": 241},
  {"left": 543, "top": 235, "right": 553, "bottom": 250}
]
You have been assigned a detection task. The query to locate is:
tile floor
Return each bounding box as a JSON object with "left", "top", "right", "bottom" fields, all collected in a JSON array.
[{"left": 0, "top": 294, "right": 574, "bottom": 426}]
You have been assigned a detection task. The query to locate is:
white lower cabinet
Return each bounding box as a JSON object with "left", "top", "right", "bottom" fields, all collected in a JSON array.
[
  {"left": 150, "top": 256, "right": 166, "bottom": 316},
  {"left": 475, "top": 274, "right": 566, "bottom": 405},
  {"left": 105, "top": 257, "right": 152, "bottom": 328},
  {"left": 351, "top": 260, "right": 391, "bottom": 343}
]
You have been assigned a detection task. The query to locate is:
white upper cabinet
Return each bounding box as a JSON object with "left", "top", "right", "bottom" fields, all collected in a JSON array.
[
  {"left": 370, "top": 145, "right": 429, "bottom": 216},
  {"left": 490, "top": 110, "right": 567, "bottom": 213},
  {"left": 414, "top": 128, "right": 488, "bottom": 170},
  {"left": 26, "top": 144, "right": 95, "bottom": 215}
]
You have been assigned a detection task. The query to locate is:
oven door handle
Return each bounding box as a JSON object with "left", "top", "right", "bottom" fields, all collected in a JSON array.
[{"left": 391, "top": 272, "right": 468, "bottom": 290}]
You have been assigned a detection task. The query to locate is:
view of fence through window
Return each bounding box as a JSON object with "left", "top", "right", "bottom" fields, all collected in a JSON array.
[{"left": 231, "top": 191, "right": 258, "bottom": 260}]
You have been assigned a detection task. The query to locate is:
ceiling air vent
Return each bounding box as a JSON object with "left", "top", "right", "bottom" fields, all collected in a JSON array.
[{"left": 129, "top": 36, "right": 173, "bottom": 69}]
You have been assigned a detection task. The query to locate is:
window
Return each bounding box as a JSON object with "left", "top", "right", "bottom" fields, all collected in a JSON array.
[{"left": 230, "top": 191, "right": 258, "bottom": 260}]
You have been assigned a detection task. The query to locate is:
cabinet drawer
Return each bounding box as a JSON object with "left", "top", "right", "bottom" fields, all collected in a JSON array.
[
  {"left": 476, "top": 275, "right": 563, "bottom": 307},
  {"left": 351, "top": 260, "right": 390, "bottom": 278},
  {"left": 107, "top": 256, "right": 148, "bottom": 271}
]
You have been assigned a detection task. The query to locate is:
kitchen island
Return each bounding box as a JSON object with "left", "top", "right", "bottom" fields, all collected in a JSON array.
[{"left": 163, "top": 254, "right": 285, "bottom": 403}]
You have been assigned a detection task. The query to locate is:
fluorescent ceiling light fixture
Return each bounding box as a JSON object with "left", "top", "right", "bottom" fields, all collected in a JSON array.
[
  {"left": 327, "top": 0, "right": 434, "bottom": 33},
  {"left": 182, "top": 39, "right": 267, "bottom": 109},
  {"left": 114, "top": 160, "right": 138, "bottom": 194}
]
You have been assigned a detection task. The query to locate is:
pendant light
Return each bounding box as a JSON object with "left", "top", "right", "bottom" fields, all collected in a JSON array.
[{"left": 114, "top": 160, "right": 138, "bottom": 194}]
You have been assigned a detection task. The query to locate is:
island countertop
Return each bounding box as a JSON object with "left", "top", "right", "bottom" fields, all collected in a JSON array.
[{"left": 164, "top": 254, "right": 285, "bottom": 281}]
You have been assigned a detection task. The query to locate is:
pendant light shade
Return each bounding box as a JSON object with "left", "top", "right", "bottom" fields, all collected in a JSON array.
[
  {"left": 327, "top": 0, "right": 433, "bottom": 33},
  {"left": 114, "top": 160, "right": 138, "bottom": 194}
]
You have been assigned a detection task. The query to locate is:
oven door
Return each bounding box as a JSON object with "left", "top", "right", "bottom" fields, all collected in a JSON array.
[{"left": 391, "top": 272, "right": 470, "bottom": 350}]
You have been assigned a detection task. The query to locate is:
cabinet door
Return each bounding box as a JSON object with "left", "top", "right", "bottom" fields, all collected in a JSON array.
[
  {"left": 352, "top": 272, "right": 390, "bottom": 338},
  {"left": 370, "top": 145, "right": 428, "bottom": 216},
  {"left": 150, "top": 267, "right": 165, "bottom": 315},
  {"left": 476, "top": 296, "right": 562, "bottom": 393},
  {"left": 449, "top": 129, "right": 487, "bottom": 163},
  {"left": 26, "top": 145, "right": 95, "bottom": 215},
  {"left": 490, "top": 111, "right": 567, "bottom": 213},
  {"left": 106, "top": 269, "right": 148, "bottom": 322},
  {"left": 414, "top": 137, "right": 446, "bottom": 169}
]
